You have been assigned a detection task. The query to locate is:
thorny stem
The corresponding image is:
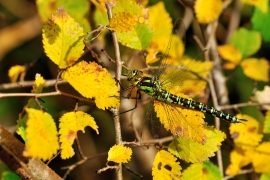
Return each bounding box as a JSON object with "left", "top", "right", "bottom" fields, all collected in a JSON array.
[{"left": 105, "top": 2, "right": 123, "bottom": 180}]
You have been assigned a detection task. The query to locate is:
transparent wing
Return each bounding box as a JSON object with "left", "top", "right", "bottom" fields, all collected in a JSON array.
[
  {"left": 156, "top": 18, "right": 186, "bottom": 79},
  {"left": 155, "top": 18, "right": 211, "bottom": 97},
  {"left": 143, "top": 98, "right": 161, "bottom": 139}
]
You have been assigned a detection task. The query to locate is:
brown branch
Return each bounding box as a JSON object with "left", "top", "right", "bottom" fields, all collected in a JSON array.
[
  {"left": 75, "top": 136, "right": 86, "bottom": 159},
  {"left": 97, "top": 164, "right": 118, "bottom": 174},
  {"left": 123, "top": 136, "right": 174, "bottom": 147},
  {"left": 105, "top": 2, "right": 123, "bottom": 180},
  {"left": 223, "top": 168, "right": 253, "bottom": 180},
  {"left": 0, "top": 126, "right": 63, "bottom": 180},
  {"left": 0, "top": 79, "right": 67, "bottom": 90},
  {"left": 123, "top": 164, "right": 143, "bottom": 178},
  {"left": 62, "top": 152, "right": 108, "bottom": 179},
  {"left": 225, "top": 0, "right": 242, "bottom": 43}
]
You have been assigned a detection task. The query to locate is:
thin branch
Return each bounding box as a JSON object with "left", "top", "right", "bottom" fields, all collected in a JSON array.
[
  {"left": 105, "top": 2, "right": 123, "bottom": 180},
  {"left": 223, "top": 168, "right": 253, "bottom": 180},
  {"left": 101, "top": 49, "right": 130, "bottom": 71},
  {"left": 219, "top": 101, "right": 270, "bottom": 111},
  {"left": 195, "top": 20, "right": 226, "bottom": 175},
  {"left": 123, "top": 136, "right": 174, "bottom": 147},
  {"left": 97, "top": 164, "right": 118, "bottom": 174},
  {"left": 75, "top": 135, "right": 87, "bottom": 159},
  {"left": 46, "top": 151, "right": 61, "bottom": 166},
  {"left": 123, "top": 164, "right": 143, "bottom": 178},
  {"left": 225, "top": 0, "right": 242, "bottom": 43},
  {"left": 62, "top": 152, "right": 108, "bottom": 179},
  {"left": 0, "top": 79, "right": 67, "bottom": 90}
]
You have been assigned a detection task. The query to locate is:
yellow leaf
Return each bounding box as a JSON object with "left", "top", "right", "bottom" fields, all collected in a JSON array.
[
  {"left": 230, "top": 114, "right": 263, "bottom": 150},
  {"left": 217, "top": 44, "right": 242, "bottom": 64},
  {"left": 154, "top": 100, "right": 206, "bottom": 144},
  {"left": 148, "top": 2, "right": 173, "bottom": 54},
  {"left": 107, "top": 144, "right": 132, "bottom": 163},
  {"left": 24, "top": 108, "right": 59, "bottom": 161},
  {"left": 109, "top": 12, "right": 138, "bottom": 32},
  {"left": 194, "top": 0, "right": 223, "bottom": 23},
  {"left": 240, "top": 58, "right": 269, "bottom": 82},
  {"left": 169, "top": 125, "right": 226, "bottom": 163},
  {"left": 8, "top": 65, "right": 26, "bottom": 83},
  {"left": 17, "top": 74, "right": 46, "bottom": 141},
  {"left": 240, "top": 0, "right": 268, "bottom": 13},
  {"left": 255, "top": 86, "right": 270, "bottom": 110},
  {"left": 59, "top": 111, "right": 98, "bottom": 159},
  {"left": 111, "top": 0, "right": 152, "bottom": 50},
  {"left": 152, "top": 150, "right": 181, "bottom": 180},
  {"left": 223, "top": 62, "right": 237, "bottom": 70},
  {"left": 252, "top": 142, "right": 270, "bottom": 173},
  {"left": 225, "top": 147, "right": 253, "bottom": 175},
  {"left": 42, "top": 6, "right": 84, "bottom": 69},
  {"left": 61, "top": 61, "right": 120, "bottom": 110},
  {"left": 31, "top": 74, "right": 45, "bottom": 93}
]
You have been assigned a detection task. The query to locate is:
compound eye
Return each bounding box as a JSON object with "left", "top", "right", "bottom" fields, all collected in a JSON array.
[{"left": 132, "top": 70, "right": 137, "bottom": 75}]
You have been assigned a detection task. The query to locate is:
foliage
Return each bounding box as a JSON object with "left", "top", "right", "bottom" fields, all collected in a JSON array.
[
  {"left": 1, "top": 0, "right": 270, "bottom": 180},
  {"left": 107, "top": 144, "right": 132, "bottom": 163},
  {"left": 59, "top": 111, "right": 99, "bottom": 159}
]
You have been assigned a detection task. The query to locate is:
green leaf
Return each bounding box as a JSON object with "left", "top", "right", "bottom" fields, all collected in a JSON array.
[
  {"left": 117, "top": 23, "right": 153, "bottom": 50},
  {"left": 181, "top": 162, "right": 223, "bottom": 180},
  {"left": 264, "top": 110, "right": 270, "bottom": 134},
  {"left": 37, "top": 0, "right": 91, "bottom": 32},
  {"left": 1, "top": 171, "right": 21, "bottom": 180},
  {"left": 230, "top": 28, "right": 261, "bottom": 58},
  {"left": 252, "top": 3, "right": 270, "bottom": 43},
  {"left": 260, "top": 173, "right": 270, "bottom": 180}
]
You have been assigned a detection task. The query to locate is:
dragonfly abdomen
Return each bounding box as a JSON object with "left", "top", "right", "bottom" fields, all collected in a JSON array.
[{"left": 157, "top": 90, "right": 241, "bottom": 123}]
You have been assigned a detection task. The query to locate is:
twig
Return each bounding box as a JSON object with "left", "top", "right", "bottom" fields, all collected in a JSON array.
[
  {"left": 46, "top": 150, "right": 61, "bottom": 165},
  {"left": 55, "top": 69, "right": 64, "bottom": 92},
  {"left": 123, "top": 164, "right": 143, "bottom": 178},
  {"left": 97, "top": 164, "right": 118, "bottom": 174},
  {"left": 219, "top": 101, "right": 270, "bottom": 111},
  {"left": 195, "top": 20, "right": 226, "bottom": 175},
  {"left": 123, "top": 136, "right": 174, "bottom": 147},
  {"left": 101, "top": 49, "right": 130, "bottom": 71},
  {"left": 0, "top": 91, "right": 95, "bottom": 105},
  {"left": 225, "top": 0, "right": 242, "bottom": 43},
  {"left": 0, "top": 79, "right": 67, "bottom": 90},
  {"left": 75, "top": 135, "right": 86, "bottom": 159},
  {"left": 62, "top": 152, "right": 108, "bottom": 179},
  {"left": 105, "top": 2, "right": 123, "bottom": 180},
  {"left": 223, "top": 168, "right": 253, "bottom": 180}
]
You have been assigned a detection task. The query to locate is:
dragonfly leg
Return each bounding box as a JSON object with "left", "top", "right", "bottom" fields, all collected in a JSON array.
[
  {"left": 115, "top": 78, "right": 134, "bottom": 91},
  {"left": 119, "top": 90, "right": 141, "bottom": 114}
]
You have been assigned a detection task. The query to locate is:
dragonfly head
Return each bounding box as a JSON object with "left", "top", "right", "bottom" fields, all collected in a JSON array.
[{"left": 127, "top": 70, "right": 143, "bottom": 85}]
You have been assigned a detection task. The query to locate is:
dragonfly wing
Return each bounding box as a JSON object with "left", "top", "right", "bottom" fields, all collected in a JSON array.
[
  {"left": 156, "top": 18, "right": 186, "bottom": 79},
  {"left": 154, "top": 18, "right": 212, "bottom": 98},
  {"left": 155, "top": 101, "right": 206, "bottom": 143},
  {"left": 160, "top": 60, "right": 212, "bottom": 97},
  {"left": 141, "top": 98, "right": 163, "bottom": 141}
]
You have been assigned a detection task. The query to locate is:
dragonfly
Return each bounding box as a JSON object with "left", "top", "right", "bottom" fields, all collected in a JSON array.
[{"left": 121, "top": 19, "right": 247, "bottom": 145}]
